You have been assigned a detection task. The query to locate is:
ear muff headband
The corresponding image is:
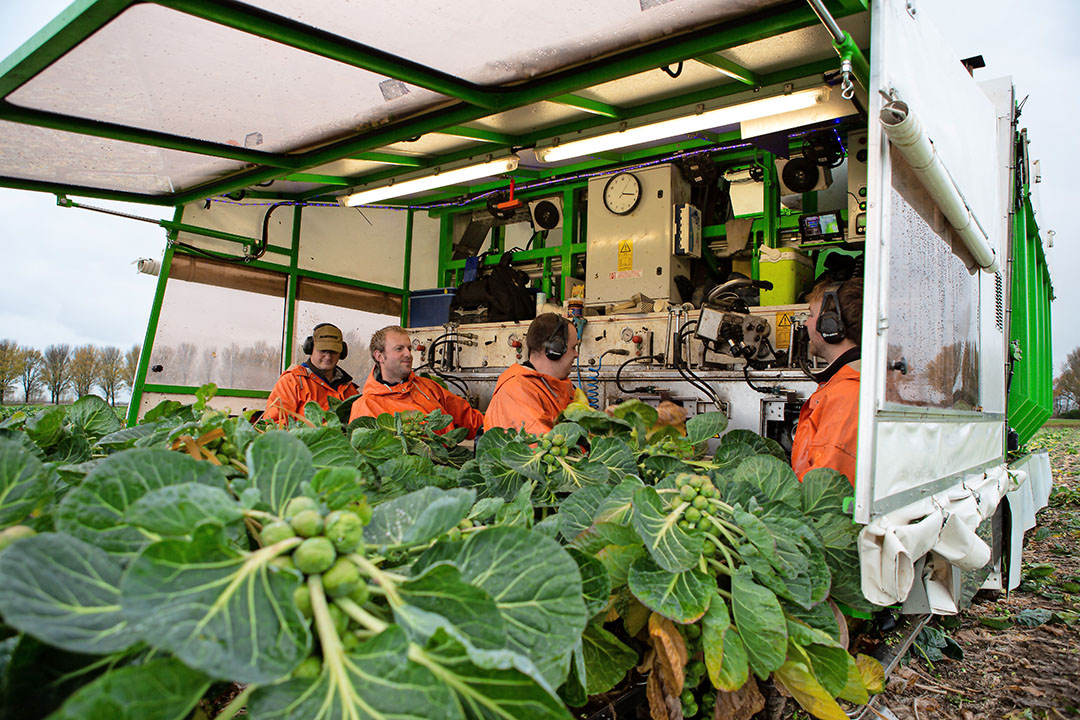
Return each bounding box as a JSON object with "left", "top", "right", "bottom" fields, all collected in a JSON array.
[
  {"left": 816, "top": 284, "right": 846, "bottom": 345},
  {"left": 544, "top": 319, "right": 568, "bottom": 361},
  {"left": 304, "top": 323, "right": 349, "bottom": 360}
]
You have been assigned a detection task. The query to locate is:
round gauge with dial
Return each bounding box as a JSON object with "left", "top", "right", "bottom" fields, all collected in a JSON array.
[
  {"left": 621, "top": 327, "right": 635, "bottom": 342},
  {"left": 602, "top": 172, "right": 642, "bottom": 215}
]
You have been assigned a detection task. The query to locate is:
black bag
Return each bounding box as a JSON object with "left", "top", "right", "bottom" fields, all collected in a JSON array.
[{"left": 449, "top": 252, "right": 536, "bottom": 324}]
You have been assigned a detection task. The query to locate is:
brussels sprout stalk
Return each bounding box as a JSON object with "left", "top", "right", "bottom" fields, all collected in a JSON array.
[
  {"left": 349, "top": 553, "right": 403, "bottom": 606},
  {"left": 306, "top": 574, "right": 361, "bottom": 713},
  {"left": 705, "top": 557, "right": 733, "bottom": 579},
  {"left": 213, "top": 684, "right": 256, "bottom": 720},
  {"left": 703, "top": 531, "right": 737, "bottom": 576},
  {"left": 334, "top": 596, "right": 388, "bottom": 634}
]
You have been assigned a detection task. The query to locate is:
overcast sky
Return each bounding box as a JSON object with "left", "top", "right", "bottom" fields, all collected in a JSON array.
[{"left": 1, "top": 1, "right": 1077, "bottom": 374}]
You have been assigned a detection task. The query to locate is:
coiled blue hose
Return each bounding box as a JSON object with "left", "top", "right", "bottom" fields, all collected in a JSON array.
[{"left": 576, "top": 355, "right": 602, "bottom": 409}]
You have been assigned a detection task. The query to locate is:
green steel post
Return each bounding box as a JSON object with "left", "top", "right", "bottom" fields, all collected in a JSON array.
[
  {"left": 762, "top": 152, "right": 780, "bottom": 249},
  {"left": 438, "top": 214, "right": 454, "bottom": 287},
  {"left": 560, "top": 188, "right": 576, "bottom": 304},
  {"left": 402, "top": 209, "right": 414, "bottom": 326},
  {"left": 283, "top": 205, "right": 301, "bottom": 369},
  {"left": 127, "top": 207, "right": 180, "bottom": 425}
]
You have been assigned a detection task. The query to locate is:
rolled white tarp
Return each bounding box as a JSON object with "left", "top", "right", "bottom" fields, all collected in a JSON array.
[{"left": 880, "top": 100, "right": 1000, "bottom": 274}]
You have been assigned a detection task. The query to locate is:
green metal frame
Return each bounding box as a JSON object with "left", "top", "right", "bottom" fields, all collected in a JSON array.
[
  {"left": 142, "top": 383, "right": 270, "bottom": 399},
  {"left": 0, "top": 0, "right": 867, "bottom": 206}
]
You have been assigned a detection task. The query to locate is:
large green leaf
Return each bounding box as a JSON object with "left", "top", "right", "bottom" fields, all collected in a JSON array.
[
  {"left": 97, "top": 422, "right": 167, "bottom": 451},
  {"left": 478, "top": 449, "right": 528, "bottom": 501},
  {"left": 702, "top": 593, "right": 749, "bottom": 692},
  {"left": 631, "top": 486, "right": 703, "bottom": 573},
  {"left": 721, "top": 429, "right": 787, "bottom": 460},
  {"left": 294, "top": 426, "right": 360, "bottom": 468},
  {"left": 45, "top": 657, "right": 210, "bottom": 720},
  {"left": 502, "top": 441, "right": 547, "bottom": 483},
  {"left": 48, "top": 427, "right": 93, "bottom": 464},
  {"left": 56, "top": 448, "right": 226, "bottom": 556},
  {"left": 785, "top": 619, "right": 850, "bottom": 698},
  {"left": 126, "top": 483, "right": 244, "bottom": 537},
  {"left": 811, "top": 512, "right": 871, "bottom": 611},
  {"left": 0, "top": 437, "right": 51, "bottom": 527},
  {"left": 731, "top": 455, "right": 801, "bottom": 508},
  {"left": 593, "top": 478, "right": 643, "bottom": 526},
  {"left": 393, "top": 562, "right": 506, "bottom": 652},
  {"left": 246, "top": 431, "right": 315, "bottom": 516},
  {"left": 587, "top": 436, "right": 638, "bottom": 480},
  {"left": 552, "top": 457, "right": 610, "bottom": 495},
  {"left": 309, "top": 466, "right": 372, "bottom": 511},
  {"left": 121, "top": 524, "right": 310, "bottom": 683},
  {"left": 739, "top": 543, "right": 813, "bottom": 609},
  {"left": 24, "top": 406, "right": 66, "bottom": 449},
  {"left": 0, "top": 532, "right": 140, "bottom": 654},
  {"left": 773, "top": 647, "right": 849, "bottom": 720},
  {"left": 801, "top": 468, "right": 851, "bottom": 516},
  {"left": 711, "top": 442, "right": 757, "bottom": 469},
  {"left": 595, "top": 544, "right": 644, "bottom": 589},
  {"left": 66, "top": 395, "right": 123, "bottom": 442},
  {"left": 364, "top": 487, "right": 475, "bottom": 548},
  {"left": 627, "top": 554, "right": 712, "bottom": 623},
  {"left": 248, "top": 626, "right": 458, "bottom": 720},
  {"left": 558, "top": 485, "right": 610, "bottom": 543},
  {"left": 731, "top": 565, "right": 787, "bottom": 679},
  {"left": 686, "top": 412, "right": 728, "bottom": 444},
  {"left": 350, "top": 427, "right": 402, "bottom": 463},
  {"left": 567, "top": 547, "right": 611, "bottom": 619},
  {"left": 417, "top": 630, "right": 574, "bottom": 720},
  {"left": 412, "top": 527, "right": 587, "bottom": 689},
  {"left": 580, "top": 622, "right": 637, "bottom": 695}
]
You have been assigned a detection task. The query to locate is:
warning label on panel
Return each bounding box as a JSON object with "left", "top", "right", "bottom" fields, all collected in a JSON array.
[
  {"left": 617, "top": 239, "right": 634, "bottom": 271},
  {"left": 610, "top": 270, "right": 643, "bottom": 280},
  {"left": 774, "top": 311, "right": 794, "bottom": 349}
]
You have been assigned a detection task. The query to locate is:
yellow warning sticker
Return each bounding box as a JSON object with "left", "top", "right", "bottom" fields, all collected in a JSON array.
[
  {"left": 617, "top": 239, "right": 633, "bottom": 271},
  {"left": 775, "top": 311, "right": 795, "bottom": 349}
]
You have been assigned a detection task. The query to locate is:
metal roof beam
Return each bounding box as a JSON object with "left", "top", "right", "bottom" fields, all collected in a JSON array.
[
  {"left": 549, "top": 94, "right": 626, "bottom": 119},
  {"left": 695, "top": 53, "right": 760, "bottom": 86},
  {"left": 436, "top": 126, "right": 519, "bottom": 145},
  {"left": 351, "top": 152, "right": 426, "bottom": 167}
]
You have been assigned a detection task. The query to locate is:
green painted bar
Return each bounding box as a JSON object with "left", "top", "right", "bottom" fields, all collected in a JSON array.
[
  {"left": 696, "top": 53, "right": 759, "bottom": 86},
  {"left": 283, "top": 205, "right": 301, "bottom": 369},
  {"left": 401, "top": 209, "right": 414, "bottom": 327},
  {"left": 352, "top": 152, "right": 426, "bottom": 167},
  {"left": 437, "top": 126, "right": 519, "bottom": 145},
  {"left": 142, "top": 383, "right": 270, "bottom": 399},
  {"left": 550, "top": 94, "right": 626, "bottom": 119}
]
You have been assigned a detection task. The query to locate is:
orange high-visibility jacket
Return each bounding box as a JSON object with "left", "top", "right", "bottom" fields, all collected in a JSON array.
[
  {"left": 264, "top": 364, "right": 359, "bottom": 424},
  {"left": 349, "top": 370, "right": 484, "bottom": 439},
  {"left": 484, "top": 362, "right": 575, "bottom": 436},
  {"left": 791, "top": 362, "right": 859, "bottom": 486}
]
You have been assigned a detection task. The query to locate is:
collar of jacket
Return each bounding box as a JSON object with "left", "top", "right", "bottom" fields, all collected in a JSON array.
[
  {"left": 808, "top": 347, "right": 861, "bottom": 385},
  {"left": 301, "top": 362, "right": 354, "bottom": 389}
]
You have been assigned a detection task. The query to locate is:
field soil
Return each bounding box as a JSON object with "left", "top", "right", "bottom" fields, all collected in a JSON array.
[{"left": 852, "top": 425, "right": 1080, "bottom": 720}]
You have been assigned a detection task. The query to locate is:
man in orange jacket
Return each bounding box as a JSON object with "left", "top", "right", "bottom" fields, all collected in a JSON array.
[
  {"left": 349, "top": 325, "right": 484, "bottom": 438},
  {"left": 485, "top": 313, "right": 579, "bottom": 436},
  {"left": 791, "top": 278, "right": 863, "bottom": 485},
  {"left": 264, "top": 323, "right": 359, "bottom": 423}
]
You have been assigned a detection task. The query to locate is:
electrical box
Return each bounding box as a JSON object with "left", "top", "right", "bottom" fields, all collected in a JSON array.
[
  {"left": 673, "top": 203, "right": 702, "bottom": 258},
  {"left": 846, "top": 130, "right": 868, "bottom": 241},
  {"left": 585, "top": 164, "right": 691, "bottom": 306}
]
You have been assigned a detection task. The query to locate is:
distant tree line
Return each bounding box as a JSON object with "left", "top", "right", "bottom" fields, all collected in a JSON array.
[
  {"left": 1054, "top": 346, "right": 1080, "bottom": 416},
  {"left": 0, "top": 340, "right": 140, "bottom": 406}
]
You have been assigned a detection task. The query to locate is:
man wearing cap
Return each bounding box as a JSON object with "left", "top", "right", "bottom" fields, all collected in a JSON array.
[
  {"left": 484, "top": 313, "right": 580, "bottom": 436},
  {"left": 264, "top": 323, "right": 359, "bottom": 423},
  {"left": 349, "top": 325, "right": 484, "bottom": 438}
]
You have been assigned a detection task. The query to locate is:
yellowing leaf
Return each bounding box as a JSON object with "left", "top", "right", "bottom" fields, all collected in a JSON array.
[
  {"left": 856, "top": 653, "right": 885, "bottom": 694},
  {"left": 645, "top": 668, "right": 671, "bottom": 720},
  {"left": 702, "top": 594, "right": 750, "bottom": 691},
  {"left": 774, "top": 656, "right": 849, "bottom": 720},
  {"left": 835, "top": 654, "right": 869, "bottom": 705},
  {"left": 713, "top": 678, "right": 765, "bottom": 720},
  {"left": 648, "top": 612, "right": 687, "bottom": 694}
]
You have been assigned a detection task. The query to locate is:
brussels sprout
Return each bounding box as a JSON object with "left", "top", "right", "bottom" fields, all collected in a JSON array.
[
  {"left": 692, "top": 495, "right": 709, "bottom": 510},
  {"left": 294, "top": 537, "right": 336, "bottom": 574},
  {"left": 687, "top": 475, "right": 704, "bottom": 488},
  {"left": 674, "top": 474, "right": 687, "bottom": 488},
  {"left": 684, "top": 623, "right": 701, "bottom": 640},
  {"left": 0, "top": 525, "right": 36, "bottom": 552},
  {"left": 290, "top": 509, "right": 325, "bottom": 538},
  {"left": 341, "top": 632, "right": 361, "bottom": 651},
  {"left": 680, "top": 689, "right": 695, "bottom": 704},
  {"left": 270, "top": 555, "right": 297, "bottom": 572},
  {"left": 684, "top": 507, "right": 701, "bottom": 524},
  {"left": 690, "top": 660, "right": 707, "bottom": 678},
  {"left": 678, "top": 520, "right": 691, "bottom": 531},
  {"left": 540, "top": 438, "right": 552, "bottom": 450},
  {"left": 261, "top": 520, "right": 297, "bottom": 546},
  {"left": 328, "top": 604, "right": 349, "bottom": 635},
  {"left": 679, "top": 485, "right": 697, "bottom": 502},
  {"left": 293, "top": 656, "right": 322, "bottom": 679},
  {"left": 323, "top": 558, "right": 361, "bottom": 598},
  {"left": 284, "top": 496, "right": 320, "bottom": 521},
  {"left": 293, "top": 585, "right": 313, "bottom": 619},
  {"left": 552, "top": 434, "right": 565, "bottom": 446},
  {"left": 701, "top": 542, "right": 717, "bottom": 557},
  {"left": 325, "top": 511, "right": 364, "bottom": 553},
  {"left": 348, "top": 583, "right": 371, "bottom": 606},
  {"left": 447, "top": 527, "right": 462, "bottom": 542}
]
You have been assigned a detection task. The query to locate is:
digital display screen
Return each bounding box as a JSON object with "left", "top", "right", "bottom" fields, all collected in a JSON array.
[{"left": 800, "top": 212, "right": 842, "bottom": 239}]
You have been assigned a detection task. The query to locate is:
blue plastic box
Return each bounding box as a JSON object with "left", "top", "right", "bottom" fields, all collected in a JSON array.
[{"left": 408, "top": 288, "right": 456, "bottom": 327}]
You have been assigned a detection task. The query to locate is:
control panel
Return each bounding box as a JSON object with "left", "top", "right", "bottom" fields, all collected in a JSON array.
[{"left": 846, "top": 129, "right": 868, "bottom": 241}]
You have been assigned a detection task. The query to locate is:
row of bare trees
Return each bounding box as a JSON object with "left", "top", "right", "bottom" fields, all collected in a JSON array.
[
  {"left": 0, "top": 340, "right": 141, "bottom": 405},
  {"left": 1054, "top": 347, "right": 1080, "bottom": 415}
]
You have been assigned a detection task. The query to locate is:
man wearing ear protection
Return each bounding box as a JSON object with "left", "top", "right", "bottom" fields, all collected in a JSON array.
[
  {"left": 791, "top": 278, "right": 863, "bottom": 485},
  {"left": 264, "top": 323, "right": 359, "bottom": 423},
  {"left": 484, "top": 313, "right": 580, "bottom": 435},
  {"left": 350, "top": 325, "right": 484, "bottom": 438}
]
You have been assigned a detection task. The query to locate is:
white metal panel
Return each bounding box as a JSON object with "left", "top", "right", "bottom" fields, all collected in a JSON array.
[
  {"left": 7, "top": 5, "right": 447, "bottom": 154},
  {"left": 176, "top": 201, "right": 294, "bottom": 268},
  {"left": 410, "top": 211, "right": 442, "bottom": 290},
  {"left": 245, "top": 0, "right": 789, "bottom": 86},
  {"left": 855, "top": 0, "right": 1005, "bottom": 523},
  {"left": 298, "top": 206, "right": 408, "bottom": 288}
]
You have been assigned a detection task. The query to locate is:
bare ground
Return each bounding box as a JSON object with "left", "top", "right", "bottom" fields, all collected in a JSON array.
[{"left": 864, "top": 426, "right": 1080, "bottom": 720}]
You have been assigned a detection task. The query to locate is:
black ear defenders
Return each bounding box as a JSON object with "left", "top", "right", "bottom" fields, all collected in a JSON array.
[
  {"left": 543, "top": 319, "right": 568, "bottom": 361},
  {"left": 816, "top": 284, "right": 846, "bottom": 345},
  {"left": 302, "top": 323, "right": 349, "bottom": 359}
]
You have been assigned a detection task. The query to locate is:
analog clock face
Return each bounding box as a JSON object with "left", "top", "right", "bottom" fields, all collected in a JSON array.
[{"left": 603, "top": 172, "right": 642, "bottom": 215}]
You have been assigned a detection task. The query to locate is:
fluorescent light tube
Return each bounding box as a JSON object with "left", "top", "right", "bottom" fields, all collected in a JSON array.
[
  {"left": 340, "top": 155, "right": 519, "bottom": 206},
  {"left": 535, "top": 87, "right": 830, "bottom": 163}
]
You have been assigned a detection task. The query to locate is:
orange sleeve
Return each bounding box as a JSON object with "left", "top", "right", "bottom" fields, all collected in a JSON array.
[
  {"left": 428, "top": 382, "right": 485, "bottom": 439},
  {"left": 791, "top": 377, "right": 859, "bottom": 485},
  {"left": 264, "top": 373, "right": 302, "bottom": 425},
  {"left": 485, "top": 378, "right": 558, "bottom": 436}
]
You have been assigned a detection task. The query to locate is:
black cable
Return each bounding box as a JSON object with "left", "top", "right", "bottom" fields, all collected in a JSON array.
[
  {"left": 258, "top": 202, "right": 291, "bottom": 260},
  {"left": 661, "top": 62, "right": 683, "bottom": 78},
  {"left": 616, "top": 355, "right": 661, "bottom": 394},
  {"left": 675, "top": 324, "right": 723, "bottom": 408}
]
